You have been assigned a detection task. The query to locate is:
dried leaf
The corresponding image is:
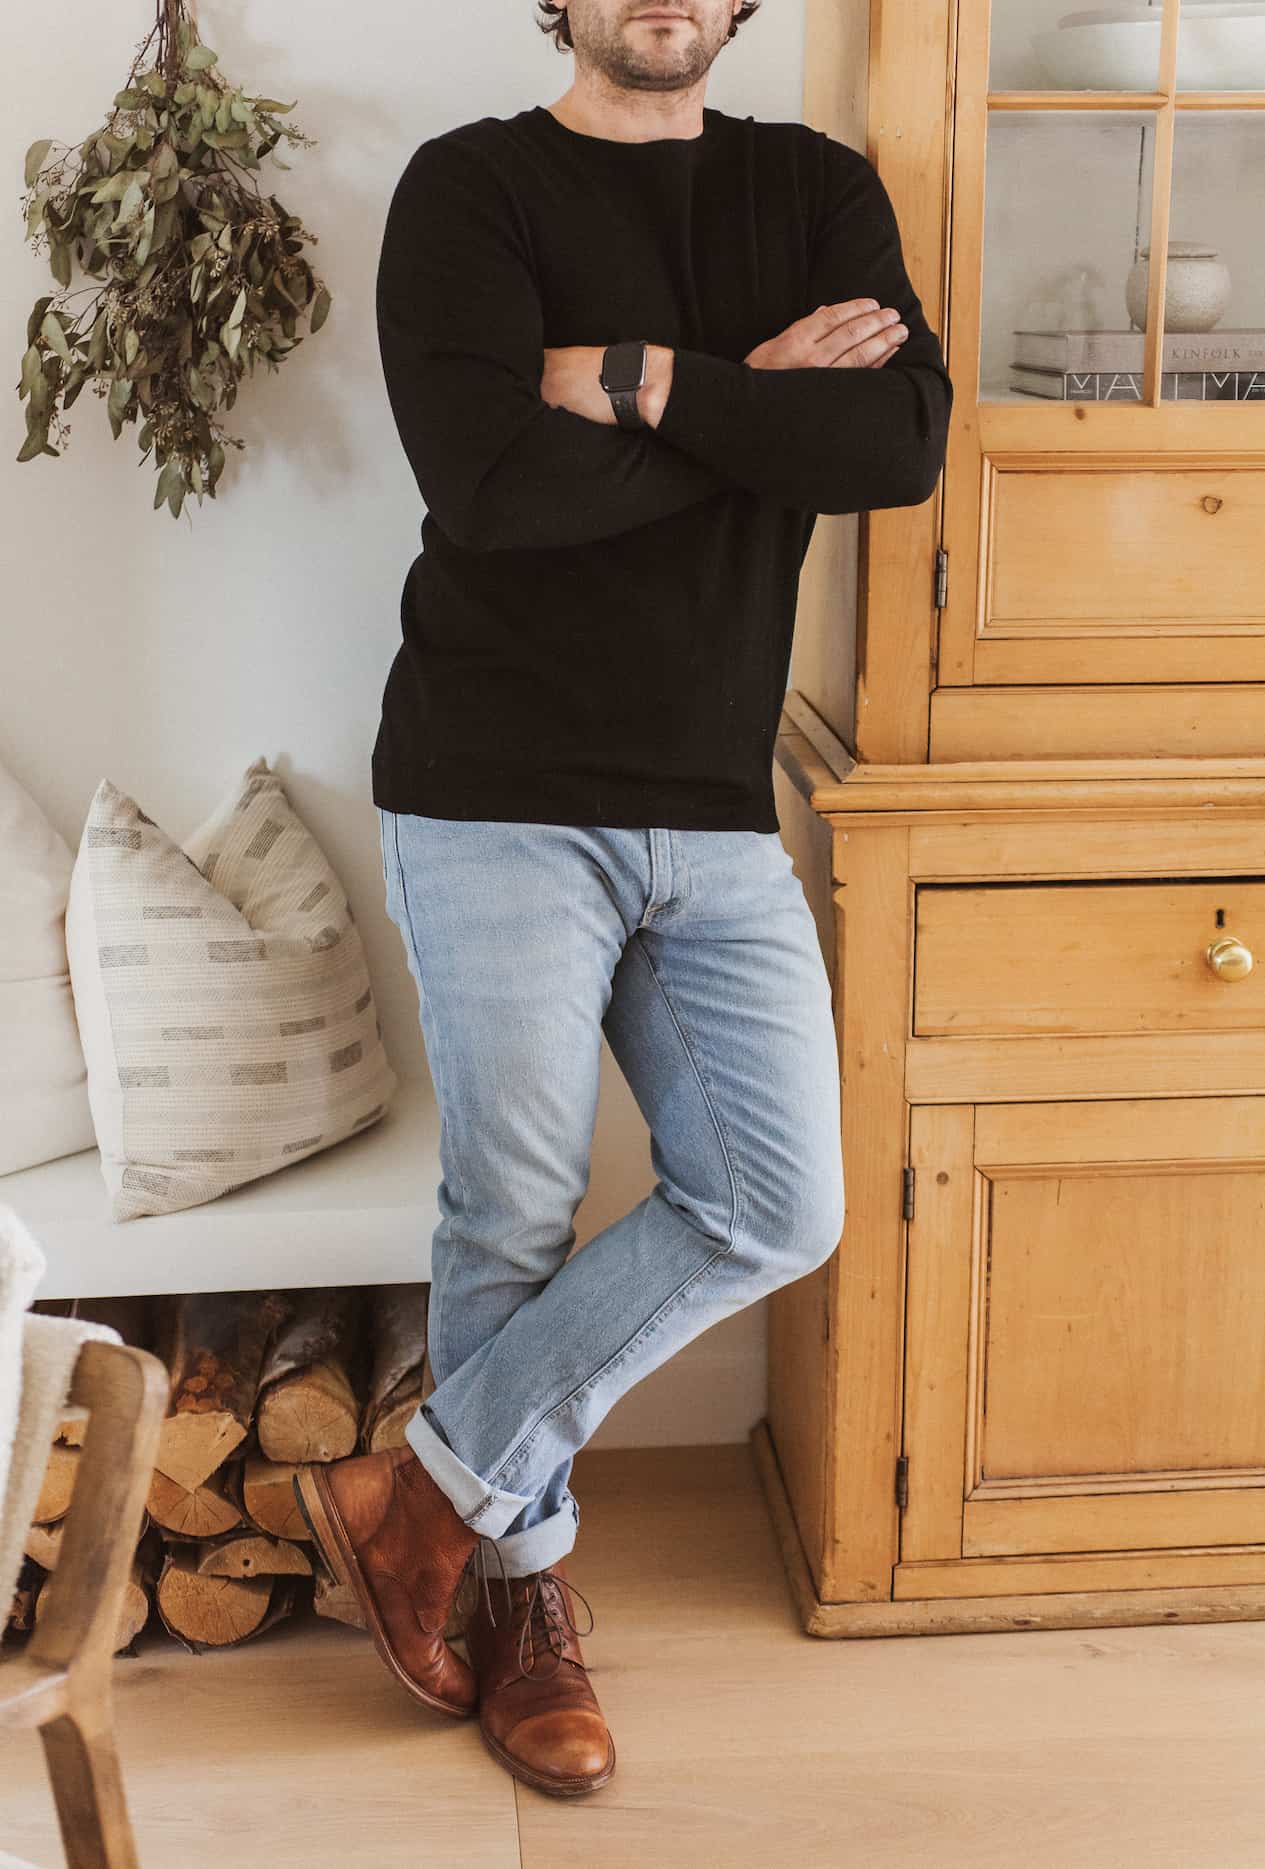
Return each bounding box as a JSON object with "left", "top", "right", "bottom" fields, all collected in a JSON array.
[
  {"left": 39, "top": 312, "right": 72, "bottom": 363},
  {"left": 26, "top": 296, "right": 53, "bottom": 346},
  {"left": 24, "top": 138, "right": 52, "bottom": 187},
  {"left": 90, "top": 172, "right": 131, "bottom": 204},
  {"left": 136, "top": 201, "right": 156, "bottom": 265},
  {"left": 27, "top": 368, "right": 52, "bottom": 418},
  {"left": 153, "top": 458, "right": 182, "bottom": 509},
  {"left": 19, "top": 345, "right": 44, "bottom": 397},
  {"left": 119, "top": 174, "right": 146, "bottom": 224}
]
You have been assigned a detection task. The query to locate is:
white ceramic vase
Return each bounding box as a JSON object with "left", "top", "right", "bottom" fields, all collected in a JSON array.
[{"left": 1125, "top": 240, "right": 1233, "bottom": 332}]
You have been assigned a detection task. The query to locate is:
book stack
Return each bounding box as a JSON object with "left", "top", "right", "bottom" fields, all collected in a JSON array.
[{"left": 1010, "top": 328, "right": 1265, "bottom": 401}]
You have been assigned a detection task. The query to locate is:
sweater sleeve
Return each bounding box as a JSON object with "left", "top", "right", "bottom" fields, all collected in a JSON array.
[
  {"left": 654, "top": 138, "right": 953, "bottom": 515},
  {"left": 375, "top": 132, "right": 732, "bottom": 553}
]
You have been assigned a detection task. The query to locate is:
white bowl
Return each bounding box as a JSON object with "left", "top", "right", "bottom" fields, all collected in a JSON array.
[{"left": 1033, "top": 13, "right": 1265, "bottom": 87}]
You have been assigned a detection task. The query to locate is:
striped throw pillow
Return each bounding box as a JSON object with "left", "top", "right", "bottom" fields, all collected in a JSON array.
[{"left": 64, "top": 757, "right": 397, "bottom": 1221}]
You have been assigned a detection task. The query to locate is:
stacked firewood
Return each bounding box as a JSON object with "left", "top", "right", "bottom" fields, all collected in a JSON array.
[{"left": 4, "top": 1283, "right": 432, "bottom": 1655}]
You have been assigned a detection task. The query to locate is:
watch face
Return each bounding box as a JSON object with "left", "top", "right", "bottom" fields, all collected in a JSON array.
[{"left": 601, "top": 340, "right": 646, "bottom": 394}]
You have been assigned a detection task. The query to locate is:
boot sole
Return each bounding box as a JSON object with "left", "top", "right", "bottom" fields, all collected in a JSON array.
[
  {"left": 480, "top": 1722, "right": 617, "bottom": 1797},
  {"left": 292, "top": 1464, "right": 476, "bottom": 1721}
]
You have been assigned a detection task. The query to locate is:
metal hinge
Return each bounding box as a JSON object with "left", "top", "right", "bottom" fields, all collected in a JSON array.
[
  {"left": 934, "top": 546, "right": 948, "bottom": 609},
  {"left": 895, "top": 1455, "right": 910, "bottom": 1510},
  {"left": 902, "top": 1166, "right": 916, "bottom": 1221}
]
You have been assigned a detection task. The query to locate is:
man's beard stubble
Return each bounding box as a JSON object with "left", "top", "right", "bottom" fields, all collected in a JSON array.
[{"left": 567, "top": 5, "right": 730, "bottom": 93}]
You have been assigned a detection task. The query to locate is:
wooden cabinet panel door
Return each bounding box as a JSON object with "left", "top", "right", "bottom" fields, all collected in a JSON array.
[{"left": 902, "top": 1098, "right": 1265, "bottom": 1574}]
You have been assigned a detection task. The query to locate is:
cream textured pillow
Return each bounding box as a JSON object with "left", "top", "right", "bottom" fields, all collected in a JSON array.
[
  {"left": 64, "top": 757, "right": 398, "bottom": 1221},
  {"left": 0, "top": 760, "right": 96, "bottom": 1175}
]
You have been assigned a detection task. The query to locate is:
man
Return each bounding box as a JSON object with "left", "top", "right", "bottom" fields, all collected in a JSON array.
[{"left": 295, "top": 0, "right": 952, "bottom": 1801}]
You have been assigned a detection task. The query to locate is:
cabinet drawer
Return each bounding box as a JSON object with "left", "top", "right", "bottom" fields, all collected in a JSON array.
[
  {"left": 987, "top": 466, "right": 1265, "bottom": 639},
  {"left": 913, "top": 879, "right": 1265, "bottom": 1037}
]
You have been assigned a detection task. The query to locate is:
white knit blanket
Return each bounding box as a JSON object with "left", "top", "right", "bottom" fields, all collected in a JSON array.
[{"left": 0, "top": 1203, "right": 122, "bottom": 1637}]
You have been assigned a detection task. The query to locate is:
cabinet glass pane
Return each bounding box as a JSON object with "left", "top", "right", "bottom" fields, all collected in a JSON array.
[
  {"left": 990, "top": 0, "right": 1163, "bottom": 91},
  {"left": 1174, "top": 10, "right": 1265, "bottom": 90},
  {"left": 980, "top": 112, "right": 1159, "bottom": 401},
  {"left": 1156, "top": 110, "right": 1265, "bottom": 404}
]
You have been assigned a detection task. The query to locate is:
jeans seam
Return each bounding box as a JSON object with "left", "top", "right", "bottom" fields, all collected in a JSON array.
[
  {"left": 484, "top": 932, "right": 743, "bottom": 1494},
  {"left": 390, "top": 810, "right": 467, "bottom": 1384},
  {"left": 393, "top": 814, "right": 466, "bottom": 1191}
]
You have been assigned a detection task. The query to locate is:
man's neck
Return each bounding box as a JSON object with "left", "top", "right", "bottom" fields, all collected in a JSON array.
[{"left": 543, "top": 81, "right": 708, "bottom": 144}]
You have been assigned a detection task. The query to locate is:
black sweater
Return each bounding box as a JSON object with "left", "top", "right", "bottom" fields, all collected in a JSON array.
[{"left": 371, "top": 103, "right": 952, "bottom": 832}]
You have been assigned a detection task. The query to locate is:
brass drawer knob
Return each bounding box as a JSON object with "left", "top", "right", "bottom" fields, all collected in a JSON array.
[{"left": 1205, "top": 935, "right": 1255, "bottom": 982}]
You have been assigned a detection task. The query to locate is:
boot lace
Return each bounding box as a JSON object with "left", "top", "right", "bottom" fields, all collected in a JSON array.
[{"left": 457, "top": 1534, "right": 596, "bottom": 1681}]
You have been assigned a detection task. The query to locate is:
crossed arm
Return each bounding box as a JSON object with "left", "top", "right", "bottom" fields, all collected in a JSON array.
[{"left": 375, "top": 130, "right": 953, "bottom": 554}]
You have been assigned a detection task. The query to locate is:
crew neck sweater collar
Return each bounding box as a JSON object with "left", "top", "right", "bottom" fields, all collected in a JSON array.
[{"left": 528, "top": 102, "right": 721, "bottom": 154}]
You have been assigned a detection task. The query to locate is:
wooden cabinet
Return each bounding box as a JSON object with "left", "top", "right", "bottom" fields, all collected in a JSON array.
[
  {"left": 758, "top": 764, "right": 1265, "bottom": 1635},
  {"left": 757, "top": 0, "right": 1265, "bottom": 1640}
]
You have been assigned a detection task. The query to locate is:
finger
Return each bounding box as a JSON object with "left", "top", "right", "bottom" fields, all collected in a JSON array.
[
  {"left": 809, "top": 299, "right": 905, "bottom": 346},
  {"left": 830, "top": 328, "right": 908, "bottom": 369},
  {"left": 870, "top": 323, "right": 908, "bottom": 360},
  {"left": 806, "top": 297, "right": 881, "bottom": 337},
  {"left": 812, "top": 305, "right": 906, "bottom": 359}
]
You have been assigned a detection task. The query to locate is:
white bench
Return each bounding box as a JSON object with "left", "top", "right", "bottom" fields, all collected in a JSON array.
[{"left": 0, "top": 1078, "right": 436, "bottom": 1300}]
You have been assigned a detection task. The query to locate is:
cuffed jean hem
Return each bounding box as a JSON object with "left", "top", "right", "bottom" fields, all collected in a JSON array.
[
  {"left": 480, "top": 1500, "right": 580, "bottom": 1579},
  {"left": 404, "top": 1404, "right": 535, "bottom": 1539}
]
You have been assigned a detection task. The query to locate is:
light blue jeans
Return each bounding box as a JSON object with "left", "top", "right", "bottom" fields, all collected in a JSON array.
[{"left": 378, "top": 808, "right": 845, "bottom": 1578}]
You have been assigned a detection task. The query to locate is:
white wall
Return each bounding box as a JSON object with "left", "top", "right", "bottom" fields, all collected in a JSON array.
[{"left": 3, "top": 2, "right": 806, "bottom": 1446}]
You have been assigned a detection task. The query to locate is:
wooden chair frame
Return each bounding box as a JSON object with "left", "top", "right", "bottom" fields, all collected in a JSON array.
[{"left": 1, "top": 1338, "right": 168, "bottom": 1869}]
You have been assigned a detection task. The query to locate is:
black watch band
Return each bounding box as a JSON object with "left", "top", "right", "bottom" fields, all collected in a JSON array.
[{"left": 600, "top": 339, "right": 648, "bottom": 431}]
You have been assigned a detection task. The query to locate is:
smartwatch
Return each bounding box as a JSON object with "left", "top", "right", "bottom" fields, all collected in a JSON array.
[{"left": 600, "top": 339, "right": 648, "bottom": 430}]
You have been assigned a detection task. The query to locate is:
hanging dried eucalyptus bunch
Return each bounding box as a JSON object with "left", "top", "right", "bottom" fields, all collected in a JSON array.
[{"left": 17, "top": 0, "right": 331, "bottom": 517}]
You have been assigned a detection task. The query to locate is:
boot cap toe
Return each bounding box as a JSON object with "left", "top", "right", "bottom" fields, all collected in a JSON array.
[{"left": 504, "top": 1708, "right": 613, "bottom": 1782}]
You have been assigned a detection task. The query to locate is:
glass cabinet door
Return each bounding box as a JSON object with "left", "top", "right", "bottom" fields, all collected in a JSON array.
[
  {"left": 975, "top": 0, "right": 1265, "bottom": 407},
  {"left": 979, "top": 108, "right": 1160, "bottom": 401},
  {"left": 934, "top": 0, "right": 1265, "bottom": 753},
  {"left": 989, "top": 0, "right": 1163, "bottom": 89},
  {"left": 1162, "top": 108, "right": 1265, "bottom": 402}
]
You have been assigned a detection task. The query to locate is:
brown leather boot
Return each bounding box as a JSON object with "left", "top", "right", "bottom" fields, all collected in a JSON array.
[
  {"left": 293, "top": 1441, "right": 480, "bottom": 1718},
  {"left": 463, "top": 1553, "right": 616, "bottom": 1796}
]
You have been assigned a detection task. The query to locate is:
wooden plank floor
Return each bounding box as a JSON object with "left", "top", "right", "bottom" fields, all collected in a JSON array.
[{"left": 5, "top": 1442, "right": 1265, "bottom": 1866}]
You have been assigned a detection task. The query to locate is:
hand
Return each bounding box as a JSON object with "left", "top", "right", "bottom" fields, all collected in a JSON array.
[
  {"left": 744, "top": 299, "right": 908, "bottom": 371},
  {"left": 540, "top": 343, "right": 674, "bottom": 428}
]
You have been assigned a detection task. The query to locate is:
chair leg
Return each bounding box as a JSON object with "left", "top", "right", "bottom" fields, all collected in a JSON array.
[{"left": 38, "top": 1707, "right": 141, "bottom": 1869}]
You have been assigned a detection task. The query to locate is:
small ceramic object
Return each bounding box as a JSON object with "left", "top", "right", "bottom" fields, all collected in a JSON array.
[{"left": 1125, "top": 239, "right": 1232, "bottom": 332}]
